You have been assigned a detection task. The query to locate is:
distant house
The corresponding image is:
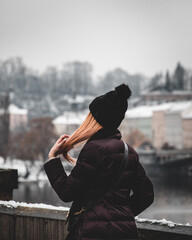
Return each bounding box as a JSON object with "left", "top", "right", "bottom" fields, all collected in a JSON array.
[
  {"left": 140, "top": 91, "right": 192, "bottom": 105},
  {"left": 59, "top": 95, "right": 94, "bottom": 111},
  {"left": 53, "top": 110, "right": 88, "bottom": 135},
  {"left": 182, "top": 109, "right": 192, "bottom": 149},
  {"left": 165, "top": 102, "right": 192, "bottom": 149},
  {"left": 9, "top": 104, "right": 28, "bottom": 132},
  {"left": 122, "top": 104, "right": 171, "bottom": 141},
  {"left": 121, "top": 101, "right": 192, "bottom": 150},
  {"left": 152, "top": 103, "right": 173, "bottom": 149}
]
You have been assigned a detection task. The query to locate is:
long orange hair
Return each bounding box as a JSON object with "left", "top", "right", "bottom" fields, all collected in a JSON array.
[{"left": 62, "top": 112, "right": 103, "bottom": 165}]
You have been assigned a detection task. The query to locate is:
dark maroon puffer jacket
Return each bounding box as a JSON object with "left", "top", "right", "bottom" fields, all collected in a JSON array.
[{"left": 44, "top": 128, "right": 154, "bottom": 240}]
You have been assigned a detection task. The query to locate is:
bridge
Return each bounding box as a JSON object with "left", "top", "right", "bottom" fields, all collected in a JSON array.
[{"left": 138, "top": 149, "right": 192, "bottom": 176}]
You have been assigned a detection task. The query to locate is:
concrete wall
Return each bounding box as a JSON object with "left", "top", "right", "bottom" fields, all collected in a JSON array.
[
  {"left": 0, "top": 204, "right": 192, "bottom": 240},
  {"left": 152, "top": 110, "right": 166, "bottom": 149},
  {"left": 165, "top": 112, "right": 183, "bottom": 149},
  {"left": 121, "top": 117, "right": 152, "bottom": 140},
  {"left": 138, "top": 117, "right": 152, "bottom": 140},
  {"left": 183, "top": 118, "right": 192, "bottom": 149}
]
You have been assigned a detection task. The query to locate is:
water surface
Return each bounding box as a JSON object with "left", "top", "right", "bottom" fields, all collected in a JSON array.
[{"left": 13, "top": 176, "right": 192, "bottom": 224}]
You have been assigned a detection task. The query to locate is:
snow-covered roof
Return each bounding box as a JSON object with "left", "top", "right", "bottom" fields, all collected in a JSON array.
[
  {"left": 8, "top": 104, "right": 28, "bottom": 115},
  {"left": 126, "top": 106, "right": 154, "bottom": 118},
  {"left": 126, "top": 103, "right": 173, "bottom": 119},
  {"left": 126, "top": 101, "right": 192, "bottom": 119},
  {"left": 151, "top": 102, "right": 174, "bottom": 112},
  {"left": 166, "top": 101, "right": 192, "bottom": 114},
  {"left": 53, "top": 110, "right": 88, "bottom": 125}
]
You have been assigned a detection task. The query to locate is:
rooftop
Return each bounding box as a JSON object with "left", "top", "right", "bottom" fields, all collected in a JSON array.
[
  {"left": 53, "top": 110, "right": 88, "bottom": 125},
  {"left": 8, "top": 104, "right": 28, "bottom": 115},
  {"left": 126, "top": 101, "right": 192, "bottom": 119}
]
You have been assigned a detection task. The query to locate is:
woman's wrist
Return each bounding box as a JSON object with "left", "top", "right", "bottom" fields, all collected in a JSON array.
[{"left": 48, "top": 151, "right": 57, "bottom": 159}]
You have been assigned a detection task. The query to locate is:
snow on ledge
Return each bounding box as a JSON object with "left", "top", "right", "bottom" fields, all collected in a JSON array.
[
  {"left": 0, "top": 201, "right": 191, "bottom": 228},
  {"left": 135, "top": 216, "right": 191, "bottom": 228},
  {"left": 0, "top": 200, "right": 69, "bottom": 211}
]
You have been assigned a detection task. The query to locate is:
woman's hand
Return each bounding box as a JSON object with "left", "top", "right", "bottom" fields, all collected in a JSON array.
[{"left": 48, "top": 134, "right": 70, "bottom": 159}]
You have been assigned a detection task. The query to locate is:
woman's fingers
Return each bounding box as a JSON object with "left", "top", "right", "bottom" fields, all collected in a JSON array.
[
  {"left": 57, "top": 134, "right": 70, "bottom": 143},
  {"left": 58, "top": 138, "right": 67, "bottom": 146},
  {"left": 48, "top": 134, "right": 70, "bottom": 159},
  {"left": 50, "top": 134, "right": 69, "bottom": 157},
  {"left": 56, "top": 137, "right": 63, "bottom": 143},
  {"left": 59, "top": 134, "right": 70, "bottom": 141},
  {"left": 61, "top": 134, "right": 70, "bottom": 138}
]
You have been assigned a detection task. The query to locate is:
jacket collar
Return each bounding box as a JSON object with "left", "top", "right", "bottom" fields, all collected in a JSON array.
[{"left": 87, "top": 128, "right": 122, "bottom": 142}]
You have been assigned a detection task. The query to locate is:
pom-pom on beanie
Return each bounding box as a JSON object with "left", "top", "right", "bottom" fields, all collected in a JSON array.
[{"left": 89, "top": 83, "right": 132, "bottom": 129}]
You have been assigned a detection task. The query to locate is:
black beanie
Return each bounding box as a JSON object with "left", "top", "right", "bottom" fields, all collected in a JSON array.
[{"left": 89, "top": 84, "right": 132, "bottom": 129}]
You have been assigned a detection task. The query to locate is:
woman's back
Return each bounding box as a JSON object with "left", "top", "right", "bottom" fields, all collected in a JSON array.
[
  {"left": 45, "top": 128, "right": 154, "bottom": 240},
  {"left": 45, "top": 84, "right": 154, "bottom": 240}
]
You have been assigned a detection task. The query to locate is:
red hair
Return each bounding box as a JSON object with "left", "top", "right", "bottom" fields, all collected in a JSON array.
[{"left": 62, "top": 112, "right": 103, "bottom": 165}]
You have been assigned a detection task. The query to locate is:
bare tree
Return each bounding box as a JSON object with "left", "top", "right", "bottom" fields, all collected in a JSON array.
[
  {"left": 97, "top": 68, "right": 141, "bottom": 97},
  {"left": 7, "top": 117, "right": 59, "bottom": 178},
  {"left": 62, "top": 61, "right": 93, "bottom": 96},
  {"left": 123, "top": 129, "right": 148, "bottom": 148}
]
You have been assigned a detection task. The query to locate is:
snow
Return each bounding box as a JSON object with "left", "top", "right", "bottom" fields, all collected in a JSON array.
[
  {"left": 0, "top": 200, "right": 69, "bottom": 211},
  {"left": 126, "top": 103, "right": 173, "bottom": 119},
  {"left": 0, "top": 158, "right": 47, "bottom": 182},
  {"left": 53, "top": 111, "right": 87, "bottom": 125},
  {"left": 135, "top": 216, "right": 191, "bottom": 228},
  {"left": 152, "top": 102, "right": 174, "bottom": 111},
  {"left": 126, "top": 101, "right": 192, "bottom": 119},
  {"left": 0, "top": 157, "right": 71, "bottom": 182},
  {"left": 167, "top": 101, "right": 192, "bottom": 113},
  {"left": 8, "top": 104, "right": 28, "bottom": 115},
  {"left": 126, "top": 106, "right": 154, "bottom": 118},
  {"left": 0, "top": 200, "right": 191, "bottom": 228}
]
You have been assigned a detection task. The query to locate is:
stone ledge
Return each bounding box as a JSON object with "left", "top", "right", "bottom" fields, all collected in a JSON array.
[{"left": 0, "top": 201, "right": 192, "bottom": 240}]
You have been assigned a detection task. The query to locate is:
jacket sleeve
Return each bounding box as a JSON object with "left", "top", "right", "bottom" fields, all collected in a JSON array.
[
  {"left": 129, "top": 153, "right": 154, "bottom": 216},
  {"left": 44, "top": 142, "right": 99, "bottom": 202}
]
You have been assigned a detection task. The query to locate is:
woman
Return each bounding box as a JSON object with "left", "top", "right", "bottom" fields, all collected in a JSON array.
[{"left": 44, "top": 84, "right": 154, "bottom": 240}]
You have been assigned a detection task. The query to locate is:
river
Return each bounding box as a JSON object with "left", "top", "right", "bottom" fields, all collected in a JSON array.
[{"left": 13, "top": 176, "right": 192, "bottom": 225}]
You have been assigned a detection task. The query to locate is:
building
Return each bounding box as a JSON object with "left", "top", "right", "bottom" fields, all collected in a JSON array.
[
  {"left": 9, "top": 104, "right": 28, "bottom": 132},
  {"left": 182, "top": 109, "right": 192, "bottom": 149},
  {"left": 122, "top": 105, "right": 171, "bottom": 141},
  {"left": 140, "top": 91, "right": 192, "bottom": 105},
  {"left": 53, "top": 110, "right": 88, "bottom": 135},
  {"left": 165, "top": 102, "right": 192, "bottom": 149},
  {"left": 122, "top": 101, "right": 192, "bottom": 150},
  {"left": 152, "top": 103, "right": 173, "bottom": 149}
]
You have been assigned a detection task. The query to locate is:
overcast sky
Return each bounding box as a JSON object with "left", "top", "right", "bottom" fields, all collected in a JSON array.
[{"left": 1, "top": 0, "right": 192, "bottom": 77}]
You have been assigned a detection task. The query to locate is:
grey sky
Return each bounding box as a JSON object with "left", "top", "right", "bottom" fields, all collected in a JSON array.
[{"left": 1, "top": 0, "right": 192, "bottom": 77}]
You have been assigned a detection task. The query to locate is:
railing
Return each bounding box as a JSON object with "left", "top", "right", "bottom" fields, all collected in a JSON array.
[{"left": 0, "top": 201, "right": 192, "bottom": 240}]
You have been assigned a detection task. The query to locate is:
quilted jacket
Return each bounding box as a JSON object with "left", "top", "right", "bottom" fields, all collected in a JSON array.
[{"left": 44, "top": 128, "right": 154, "bottom": 240}]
